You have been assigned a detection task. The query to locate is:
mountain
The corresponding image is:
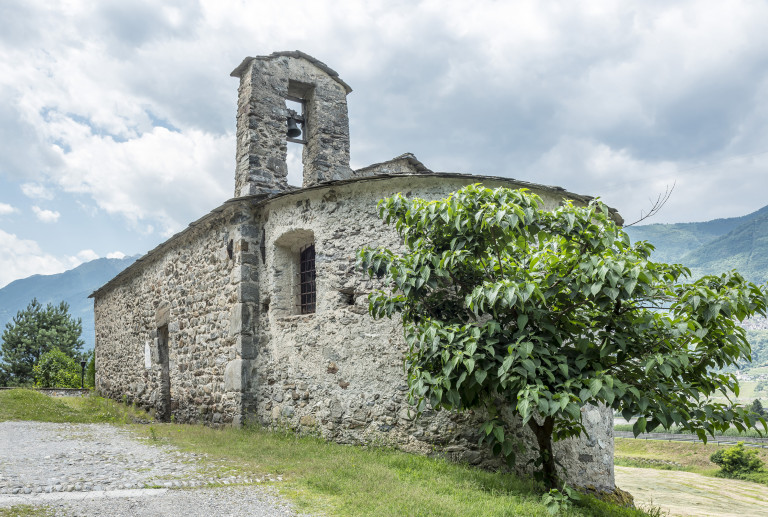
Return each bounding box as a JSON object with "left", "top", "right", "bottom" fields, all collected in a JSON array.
[
  {"left": 684, "top": 209, "right": 768, "bottom": 284},
  {"left": 624, "top": 204, "right": 768, "bottom": 284},
  {"left": 0, "top": 256, "right": 137, "bottom": 351}
]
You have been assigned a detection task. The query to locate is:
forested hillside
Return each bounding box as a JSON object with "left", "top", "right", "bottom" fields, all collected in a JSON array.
[
  {"left": 624, "top": 204, "right": 768, "bottom": 284},
  {"left": 626, "top": 206, "right": 768, "bottom": 376}
]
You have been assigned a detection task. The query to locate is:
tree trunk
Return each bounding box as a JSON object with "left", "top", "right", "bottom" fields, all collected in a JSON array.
[{"left": 527, "top": 416, "right": 559, "bottom": 490}]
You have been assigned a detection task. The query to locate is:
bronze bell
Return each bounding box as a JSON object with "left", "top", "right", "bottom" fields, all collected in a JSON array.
[{"left": 286, "top": 116, "right": 301, "bottom": 138}]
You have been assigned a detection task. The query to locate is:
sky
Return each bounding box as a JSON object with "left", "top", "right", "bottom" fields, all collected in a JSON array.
[{"left": 1, "top": 0, "right": 768, "bottom": 288}]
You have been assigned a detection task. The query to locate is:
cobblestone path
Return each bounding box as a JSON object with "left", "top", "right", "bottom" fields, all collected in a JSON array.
[{"left": 0, "top": 421, "right": 310, "bottom": 516}]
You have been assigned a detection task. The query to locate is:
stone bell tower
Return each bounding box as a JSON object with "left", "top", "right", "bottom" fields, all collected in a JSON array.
[{"left": 230, "top": 51, "right": 354, "bottom": 197}]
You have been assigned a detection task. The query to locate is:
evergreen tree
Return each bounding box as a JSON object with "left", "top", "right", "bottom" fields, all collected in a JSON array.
[
  {"left": 749, "top": 399, "right": 767, "bottom": 418},
  {"left": 0, "top": 298, "right": 84, "bottom": 386}
]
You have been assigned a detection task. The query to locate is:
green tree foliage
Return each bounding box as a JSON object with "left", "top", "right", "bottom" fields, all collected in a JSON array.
[
  {"left": 32, "top": 347, "right": 82, "bottom": 388},
  {"left": 710, "top": 442, "right": 765, "bottom": 476},
  {"left": 749, "top": 399, "right": 767, "bottom": 418},
  {"left": 0, "top": 298, "right": 84, "bottom": 385},
  {"left": 85, "top": 352, "right": 95, "bottom": 388},
  {"left": 358, "top": 185, "right": 768, "bottom": 489}
]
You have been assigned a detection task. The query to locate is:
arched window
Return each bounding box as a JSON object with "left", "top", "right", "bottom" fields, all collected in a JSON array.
[
  {"left": 299, "top": 244, "right": 316, "bottom": 314},
  {"left": 273, "top": 229, "right": 316, "bottom": 317}
]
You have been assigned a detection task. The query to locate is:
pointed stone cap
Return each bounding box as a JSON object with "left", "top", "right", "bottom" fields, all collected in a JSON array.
[{"left": 230, "top": 50, "right": 352, "bottom": 94}]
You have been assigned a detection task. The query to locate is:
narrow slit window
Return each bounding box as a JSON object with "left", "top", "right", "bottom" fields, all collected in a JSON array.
[{"left": 299, "top": 244, "right": 316, "bottom": 314}]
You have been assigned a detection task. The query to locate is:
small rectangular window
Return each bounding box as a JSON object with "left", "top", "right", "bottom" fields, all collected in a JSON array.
[{"left": 299, "top": 244, "right": 316, "bottom": 314}]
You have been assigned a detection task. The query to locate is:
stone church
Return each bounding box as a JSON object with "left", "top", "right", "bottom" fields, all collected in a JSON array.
[{"left": 91, "top": 51, "right": 617, "bottom": 489}]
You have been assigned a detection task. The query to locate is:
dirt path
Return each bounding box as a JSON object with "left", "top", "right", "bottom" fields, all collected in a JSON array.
[{"left": 615, "top": 466, "right": 768, "bottom": 517}]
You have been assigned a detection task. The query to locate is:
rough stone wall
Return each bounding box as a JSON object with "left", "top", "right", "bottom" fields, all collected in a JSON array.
[
  {"left": 93, "top": 173, "right": 615, "bottom": 488},
  {"left": 251, "top": 175, "right": 615, "bottom": 489},
  {"left": 93, "top": 204, "right": 254, "bottom": 425},
  {"left": 231, "top": 52, "right": 353, "bottom": 197}
]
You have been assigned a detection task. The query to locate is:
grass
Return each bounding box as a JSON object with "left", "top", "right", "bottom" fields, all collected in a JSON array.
[
  {"left": 615, "top": 438, "right": 768, "bottom": 489},
  {"left": 0, "top": 388, "right": 149, "bottom": 424},
  {"left": 615, "top": 437, "right": 768, "bottom": 475},
  {"left": 0, "top": 389, "right": 657, "bottom": 517},
  {"left": 0, "top": 506, "right": 53, "bottom": 517},
  {"left": 138, "top": 423, "right": 652, "bottom": 517}
]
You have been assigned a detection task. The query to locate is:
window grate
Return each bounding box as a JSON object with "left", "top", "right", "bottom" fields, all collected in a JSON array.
[{"left": 299, "top": 244, "right": 316, "bottom": 314}]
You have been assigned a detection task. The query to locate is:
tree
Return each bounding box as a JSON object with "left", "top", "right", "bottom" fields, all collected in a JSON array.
[
  {"left": 32, "top": 347, "right": 82, "bottom": 388},
  {"left": 749, "top": 399, "right": 767, "bottom": 418},
  {"left": 85, "top": 352, "right": 95, "bottom": 389},
  {"left": 0, "top": 299, "right": 84, "bottom": 385},
  {"left": 358, "top": 185, "right": 768, "bottom": 489}
]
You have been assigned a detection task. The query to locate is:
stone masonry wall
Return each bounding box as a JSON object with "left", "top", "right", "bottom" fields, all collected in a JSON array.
[
  {"left": 94, "top": 204, "right": 254, "bottom": 425},
  {"left": 250, "top": 175, "right": 615, "bottom": 489},
  {"left": 93, "top": 173, "right": 615, "bottom": 488}
]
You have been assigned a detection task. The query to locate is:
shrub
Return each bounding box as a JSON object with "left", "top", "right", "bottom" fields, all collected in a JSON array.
[
  {"left": 85, "top": 353, "right": 95, "bottom": 388},
  {"left": 710, "top": 442, "right": 764, "bottom": 476},
  {"left": 32, "top": 348, "right": 82, "bottom": 388}
]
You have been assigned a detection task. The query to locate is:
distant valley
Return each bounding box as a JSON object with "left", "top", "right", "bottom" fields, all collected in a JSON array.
[{"left": 624, "top": 204, "right": 768, "bottom": 285}]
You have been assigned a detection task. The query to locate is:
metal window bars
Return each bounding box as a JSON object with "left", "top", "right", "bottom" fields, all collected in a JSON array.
[{"left": 299, "top": 244, "right": 316, "bottom": 314}]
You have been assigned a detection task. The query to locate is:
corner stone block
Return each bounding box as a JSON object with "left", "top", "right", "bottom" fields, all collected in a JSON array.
[
  {"left": 229, "top": 302, "right": 253, "bottom": 336},
  {"left": 224, "top": 359, "right": 245, "bottom": 392}
]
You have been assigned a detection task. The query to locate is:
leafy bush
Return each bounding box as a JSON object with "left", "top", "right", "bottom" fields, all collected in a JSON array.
[
  {"left": 85, "top": 352, "right": 95, "bottom": 388},
  {"left": 710, "top": 442, "right": 764, "bottom": 476},
  {"left": 32, "top": 348, "right": 82, "bottom": 388}
]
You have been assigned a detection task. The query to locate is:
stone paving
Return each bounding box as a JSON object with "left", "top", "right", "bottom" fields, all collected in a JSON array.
[{"left": 0, "top": 421, "right": 304, "bottom": 516}]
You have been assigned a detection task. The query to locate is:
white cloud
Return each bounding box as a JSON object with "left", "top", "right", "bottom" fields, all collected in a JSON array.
[
  {"left": 0, "top": 230, "right": 69, "bottom": 288},
  {"left": 20, "top": 182, "right": 54, "bottom": 200},
  {"left": 51, "top": 126, "right": 231, "bottom": 236},
  {"left": 31, "top": 206, "right": 60, "bottom": 223},
  {"left": 525, "top": 136, "right": 768, "bottom": 225},
  {"left": 75, "top": 249, "right": 99, "bottom": 262},
  {"left": 0, "top": 203, "right": 17, "bottom": 215},
  {"left": 0, "top": 0, "right": 767, "bottom": 241},
  {"left": 106, "top": 251, "right": 126, "bottom": 259}
]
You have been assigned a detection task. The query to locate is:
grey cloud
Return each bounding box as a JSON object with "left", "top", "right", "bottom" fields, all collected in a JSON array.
[
  {"left": 123, "top": 63, "right": 235, "bottom": 134},
  {"left": 0, "top": 2, "right": 41, "bottom": 47},
  {"left": 94, "top": 0, "right": 203, "bottom": 52},
  {"left": 0, "top": 92, "right": 62, "bottom": 180}
]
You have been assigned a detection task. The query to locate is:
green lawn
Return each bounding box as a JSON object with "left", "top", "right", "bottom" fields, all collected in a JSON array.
[
  {"left": 0, "top": 389, "right": 658, "bottom": 517},
  {"left": 0, "top": 388, "right": 146, "bottom": 424},
  {"left": 615, "top": 437, "right": 768, "bottom": 474}
]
